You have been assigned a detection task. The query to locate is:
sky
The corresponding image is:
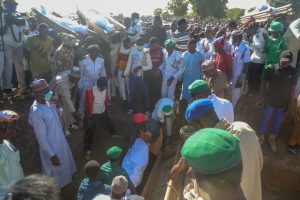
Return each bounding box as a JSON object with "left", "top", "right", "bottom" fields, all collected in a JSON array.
[{"left": 18, "top": 0, "right": 266, "bottom": 16}]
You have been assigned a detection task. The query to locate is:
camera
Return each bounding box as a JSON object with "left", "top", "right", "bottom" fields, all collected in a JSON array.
[{"left": 5, "top": 13, "right": 26, "bottom": 26}]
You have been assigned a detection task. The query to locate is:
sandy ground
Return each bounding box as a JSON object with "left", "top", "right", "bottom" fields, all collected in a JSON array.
[{"left": 2, "top": 93, "right": 300, "bottom": 200}]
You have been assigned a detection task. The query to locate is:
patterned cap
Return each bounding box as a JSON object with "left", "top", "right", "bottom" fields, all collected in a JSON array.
[{"left": 30, "top": 79, "right": 49, "bottom": 93}]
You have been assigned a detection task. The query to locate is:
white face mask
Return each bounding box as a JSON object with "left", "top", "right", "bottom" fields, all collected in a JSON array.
[{"left": 137, "top": 45, "right": 144, "bottom": 51}]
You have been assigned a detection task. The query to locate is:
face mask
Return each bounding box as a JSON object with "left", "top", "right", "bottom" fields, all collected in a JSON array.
[
  {"left": 137, "top": 45, "right": 144, "bottom": 51},
  {"left": 134, "top": 19, "right": 139, "bottom": 24},
  {"left": 44, "top": 91, "right": 53, "bottom": 101}
]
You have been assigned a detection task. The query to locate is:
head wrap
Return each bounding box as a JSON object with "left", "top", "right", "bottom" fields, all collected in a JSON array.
[
  {"left": 181, "top": 128, "right": 241, "bottom": 174},
  {"left": 188, "top": 80, "right": 209, "bottom": 95},
  {"left": 30, "top": 79, "right": 49, "bottom": 93},
  {"left": 214, "top": 37, "right": 225, "bottom": 49},
  {"left": 107, "top": 146, "right": 123, "bottom": 160},
  {"left": 111, "top": 176, "right": 128, "bottom": 195},
  {"left": 185, "top": 99, "right": 214, "bottom": 122},
  {"left": 69, "top": 66, "right": 81, "bottom": 78},
  {"left": 133, "top": 113, "right": 149, "bottom": 124},
  {"left": 165, "top": 39, "right": 176, "bottom": 48}
]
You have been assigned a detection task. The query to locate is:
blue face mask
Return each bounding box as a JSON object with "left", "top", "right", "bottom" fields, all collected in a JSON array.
[
  {"left": 44, "top": 91, "right": 53, "bottom": 101},
  {"left": 133, "top": 19, "right": 139, "bottom": 25}
]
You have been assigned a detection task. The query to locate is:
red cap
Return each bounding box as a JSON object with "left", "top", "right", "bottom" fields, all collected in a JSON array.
[{"left": 133, "top": 113, "right": 149, "bottom": 124}]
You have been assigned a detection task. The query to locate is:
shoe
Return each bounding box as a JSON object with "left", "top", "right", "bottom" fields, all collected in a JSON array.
[
  {"left": 127, "top": 109, "right": 134, "bottom": 115},
  {"left": 70, "top": 124, "right": 78, "bottom": 130},
  {"left": 4, "top": 89, "right": 12, "bottom": 94},
  {"left": 288, "top": 145, "right": 297, "bottom": 154},
  {"left": 295, "top": 145, "right": 300, "bottom": 151},
  {"left": 268, "top": 135, "right": 277, "bottom": 152},
  {"left": 259, "top": 135, "right": 264, "bottom": 145},
  {"left": 112, "top": 134, "right": 123, "bottom": 139},
  {"left": 145, "top": 111, "right": 151, "bottom": 116},
  {"left": 64, "top": 130, "right": 71, "bottom": 137},
  {"left": 85, "top": 151, "right": 92, "bottom": 160}
]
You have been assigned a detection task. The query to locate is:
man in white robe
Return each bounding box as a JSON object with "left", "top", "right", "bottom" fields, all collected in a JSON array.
[
  {"left": 28, "top": 79, "right": 77, "bottom": 188},
  {"left": 0, "top": 110, "right": 24, "bottom": 198}
]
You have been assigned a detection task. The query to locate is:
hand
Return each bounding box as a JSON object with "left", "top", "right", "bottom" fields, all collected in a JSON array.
[
  {"left": 133, "top": 66, "right": 142, "bottom": 74},
  {"left": 72, "top": 112, "right": 82, "bottom": 121},
  {"left": 262, "top": 33, "right": 268, "bottom": 40},
  {"left": 167, "top": 77, "right": 174, "bottom": 86},
  {"left": 51, "top": 155, "right": 60, "bottom": 166},
  {"left": 169, "top": 158, "right": 187, "bottom": 179},
  {"left": 235, "top": 74, "right": 246, "bottom": 88}
]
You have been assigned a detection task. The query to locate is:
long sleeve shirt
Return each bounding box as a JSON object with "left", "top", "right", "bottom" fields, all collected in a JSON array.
[
  {"left": 49, "top": 74, "right": 76, "bottom": 113},
  {"left": 249, "top": 28, "right": 268, "bottom": 64},
  {"left": 162, "top": 50, "right": 183, "bottom": 80},
  {"left": 28, "top": 101, "right": 77, "bottom": 188},
  {"left": 78, "top": 55, "right": 107, "bottom": 89},
  {"left": 124, "top": 46, "right": 152, "bottom": 77},
  {"left": 0, "top": 140, "right": 24, "bottom": 197}
]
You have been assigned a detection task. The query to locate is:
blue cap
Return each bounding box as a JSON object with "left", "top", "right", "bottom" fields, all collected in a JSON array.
[{"left": 185, "top": 99, "right": 214, "bottom": 122}]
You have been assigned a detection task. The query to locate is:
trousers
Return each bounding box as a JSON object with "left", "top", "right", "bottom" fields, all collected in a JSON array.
[
  {"left": 128, "top": 75, "right": 150, "bottom": 111},
  {"left": 161, "top": 78, "right": 177, "bottom": 99},
  {"left": 144, "top": 72, "right": 162, "bottom": 110},
  {"left": 248, "top": 62, "right": 264, "bottom": 94},
  {"left": 258, "top": 105, "right": 285, "bottom": 136},
  {"left": 0, "top": 45, "right": 26, "bottom": 91},
  {"left": 84, "top": 111, "right": 116, "bottom": 152},
  {"left": 117, "top": 69, "right": 127, "bottom": 101},
  {"left": 231, "top": 76, "right": 241, "bottom": 108}
]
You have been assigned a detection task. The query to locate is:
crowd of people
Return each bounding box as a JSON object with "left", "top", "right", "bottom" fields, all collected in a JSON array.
[{"left": 1, "top": 0, "right": 300, "bottom": 199}]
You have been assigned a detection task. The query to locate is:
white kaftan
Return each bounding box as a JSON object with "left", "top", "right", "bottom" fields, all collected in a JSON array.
[
  {"left": 161, "top": 50, "right": 183, "bottom": 99},
  {"left": 122, "top": 138, "right": 149, "bottom": 187},
  {"left": 28, "top": 101, "right": 77, "bottom": 188},
  {"left": 0, "top": 140, "right": 24, "bottom": 197}
]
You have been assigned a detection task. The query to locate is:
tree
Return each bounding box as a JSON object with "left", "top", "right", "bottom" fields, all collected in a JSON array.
[
  {"left": 226, "top": 8, "right": 245, "bottom": 19},
  {"left": 162, "top": 10, "right": 172, "bottom": 19},
  {"left": 154, "top": 8, "right": 163, "bottom": 16},
  {"left": 167, "top": 0, "right": 189, "bottom": 17},
  {"left": 189, "top": 0, "right": 228, "bottom": 18},
  {"left": 267, "top": 0, "right": 293, "bottom": 7}
]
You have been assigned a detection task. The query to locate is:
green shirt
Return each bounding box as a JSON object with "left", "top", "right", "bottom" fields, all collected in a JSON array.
[
  {"left": 26, "top": 35, "right": 53, "bottom": 75},
  {"left": 264, "top": 35, "right": 287, "bottom": 69},
  {"left": 100, "top": 161, "right": 134, "bottom": 188}
]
